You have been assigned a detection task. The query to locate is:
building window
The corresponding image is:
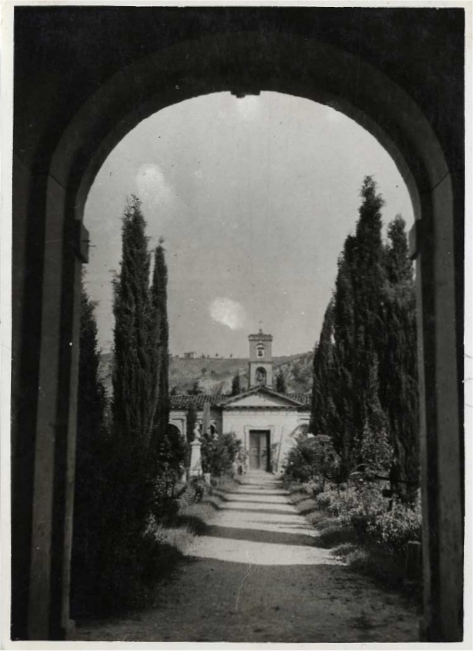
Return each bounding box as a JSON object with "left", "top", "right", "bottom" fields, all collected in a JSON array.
[{"left": 257, "top": 344, "right": 265, "bottom": 358}]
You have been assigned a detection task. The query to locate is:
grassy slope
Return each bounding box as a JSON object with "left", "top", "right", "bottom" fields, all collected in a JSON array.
[{"left": 100, "top": 351, "right": 314, "bottom": 395}]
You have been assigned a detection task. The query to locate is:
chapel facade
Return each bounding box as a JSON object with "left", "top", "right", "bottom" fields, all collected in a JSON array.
[{"left": 169, "top": 330, "right": 311, "bottom": 473}]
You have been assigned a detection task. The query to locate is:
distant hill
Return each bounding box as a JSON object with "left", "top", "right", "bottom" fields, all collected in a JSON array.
[{"left": 99, "top": 350, "right": 314, "bottom": 396}]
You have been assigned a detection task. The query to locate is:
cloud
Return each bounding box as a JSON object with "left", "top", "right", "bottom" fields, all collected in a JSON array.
[
  {"left": 210, "top": 297, "right": 247, "bottom": 331},
  {"left": 136, "top": 163, "right": 174, "bottom": 208}
]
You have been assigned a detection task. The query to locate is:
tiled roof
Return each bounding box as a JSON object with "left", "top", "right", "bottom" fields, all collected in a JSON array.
[
  {"left": 170, "top": 394, "right": 225, "bottom": 410},
  {"left": 170, "top": 390, "right": 311, "bottom": 410}
]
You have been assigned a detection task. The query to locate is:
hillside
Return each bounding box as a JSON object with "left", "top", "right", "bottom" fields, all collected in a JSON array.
[{"left": 100, "top": 351, "right": 314, "bottom": 396}]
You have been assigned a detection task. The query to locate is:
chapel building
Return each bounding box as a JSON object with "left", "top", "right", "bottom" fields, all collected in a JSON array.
[{"left": 169, "top": 329, "right": 311, "bottom": 473}]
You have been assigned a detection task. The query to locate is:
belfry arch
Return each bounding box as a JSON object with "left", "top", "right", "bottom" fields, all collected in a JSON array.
[{"left": 12, "top": 10, "right": 464, "bottom": 643}]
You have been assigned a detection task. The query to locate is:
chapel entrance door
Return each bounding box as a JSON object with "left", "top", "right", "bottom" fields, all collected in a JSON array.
[{"left": 249, "top": 430, "right": 270, "bottom": 471}]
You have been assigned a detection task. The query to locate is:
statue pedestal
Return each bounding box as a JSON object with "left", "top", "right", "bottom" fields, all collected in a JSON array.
[{"left": 189, "top": 439, "right": 203, "bottom": 477}]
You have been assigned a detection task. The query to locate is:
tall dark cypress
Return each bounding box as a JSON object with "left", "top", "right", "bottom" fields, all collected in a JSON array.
[
  {"left": 380, "top": 215, "right": 419, "bottom": 495},
  {"left": 310, "top": 180, "right": 418, "bottom": 490},
  {"left": 350, "top": 177, "right": 387, "bottom": 447},
  {"left": 150, "top": 241, "right": 170, "bottom": 451},
  {"left": 71, "top": 277, "right": 107, "bottom": 609},
  {"left": 310, "top": 299, "right": 334, "bottom": 435},
  {"left": 110, "top": 195, "right": 157, "bottom": 535},
  {"left": 314, "top": 177, "right": 389, "bottom": 478},
  {"left": 77, "top": 275, "right": 107, "bottom": 448},
  {"left": 112, "top": 195, "right": 154, "bottom": 445},
  {"left": 330, "top": 237, "right": 358, "bottom": 477}
]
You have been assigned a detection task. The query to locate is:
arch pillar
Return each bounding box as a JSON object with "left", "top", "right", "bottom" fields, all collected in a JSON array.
[{"left": 413, "top": 173, "right": 463, "bottom": 640}]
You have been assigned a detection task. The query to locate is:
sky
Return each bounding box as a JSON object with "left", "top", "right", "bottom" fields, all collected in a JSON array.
[{"left": 84, "top": 91, "right": 414, "bottom": 357}]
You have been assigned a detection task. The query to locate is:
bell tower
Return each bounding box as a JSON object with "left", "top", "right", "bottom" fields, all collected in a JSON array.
[{"left": 248, "top": 329, "right": 273, "bottom": 388}]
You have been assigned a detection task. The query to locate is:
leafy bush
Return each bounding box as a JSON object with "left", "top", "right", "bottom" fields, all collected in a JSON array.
[
  {"left": 315, "top": 486, "right": 362, "bottom": 519},
  {"left": 285, "top": 434, "right": 340, "bottom": 485},
  {"left": 364, "top": 493, "right": 422, "bottom": 553},
  {"left": 151, "top": 426, "right": 188, "bottom": 521},
  {"left": 302, "top": 479, "right": 325, "bottom": 496},
  {"left": 201, "top": 431, "right": 241, "bottom": 477},
  {"left": 176, "top": 477, "right": 209, "bottom": 509},
  {"left": 314, "top": 483, "right": 422, "bottom": 555}
]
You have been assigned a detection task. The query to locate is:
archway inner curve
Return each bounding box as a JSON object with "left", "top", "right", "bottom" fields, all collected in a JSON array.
[{"left": 50, "top": 31, "right": 451, "bottom": 224}]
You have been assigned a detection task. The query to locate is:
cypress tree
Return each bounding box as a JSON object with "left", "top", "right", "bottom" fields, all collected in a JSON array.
[
  {"left": 71, "top": 277, "right": 107, "bottom": 611},
  {"left": 186, "top": 401, "right": 198, "bottom": 444},
  {"left": 316, "top": 177, "right": 388, "bottom": 478},
  {"left": 111, "top": 195, "right": 157, "bottom": 536},
  {"left": 350, "top": 177, "right": 387, "bottom": 448},
  {"left": 330, "top": 237, "right": 357, "bottom": 477},
  {"left": 380, "top": 215, "right": 419, "bottom": 496},
  {"left": 275, "top": 369, "right": 287, "bottom": 394},
  {"left": 310, "top": 299, "right": 334, "bottom": 436},
  {"left": 309, "top": 180, "right": 418, "bottom": 493},
  {"left": 77, "top": 275, "right": 107, "bottom": 448},
  {"left": 231, "top": 372, "right": 241, "bottom": 396},
  {"left": 150, "top": 241, "right": 170, "bottom": 452},
  {"left": 112, "top": 195, "right": 154, "bottom": 445}
]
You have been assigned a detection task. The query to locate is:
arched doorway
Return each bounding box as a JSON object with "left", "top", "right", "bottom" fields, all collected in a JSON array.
[
  {"left": 11, "top": 17, "right": 463, "bottom": 642},
  {"left": 255, "top": 367, "right": 267, "bottom": 386}
]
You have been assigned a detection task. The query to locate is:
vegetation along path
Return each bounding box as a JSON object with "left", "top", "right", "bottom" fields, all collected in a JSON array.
[{"left": 77, "top": 474, "right": 419, "bottom": 643}]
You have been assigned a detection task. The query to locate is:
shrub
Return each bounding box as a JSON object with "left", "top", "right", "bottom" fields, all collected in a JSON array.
[
  {"left": 150, "top": 425, "right": 188, "bottom": 522},
  {"left": 314, "top": 483, "right": 422, "bottom": 557},
  {"left": 315, "top": 485, "right": 362, "bottom": 519},
  {"left": 285, "top": 434, "right": 340, "bottom": 485},
  {"left": 176, "top": 477, "right": 209, "bottom": 509},
  {"left": 364, "top": 493, "right": 422, "bottom": 553},
  {"left": 302, "top": 479, "right": 325, "bottom": 496},
  {"left": 201, "top": 431, "right": 241, "bottom": 477}
]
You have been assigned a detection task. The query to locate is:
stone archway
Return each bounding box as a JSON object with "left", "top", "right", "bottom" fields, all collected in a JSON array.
[{"left": 12, "top": 22, "right": 463, "bottom": 642}]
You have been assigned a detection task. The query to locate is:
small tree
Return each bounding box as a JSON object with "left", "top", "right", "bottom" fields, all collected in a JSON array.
[
  {"left": 201, "top": 432, "right": 241, "bottom": 477},
  {"left": 186, "top": 401, "right": 198, "bottom": 444},
  {"left": 188, "top": 380, "right": 202, "bottom": 395},
  {"left": 231, "top": 372, "right": 241, "bottom": 396},
  {"left": 275, "top": 369, "right": 286, "bottom": 394},
  {"left": 152, "top": 425, "right": 188, "bottom": 519}
]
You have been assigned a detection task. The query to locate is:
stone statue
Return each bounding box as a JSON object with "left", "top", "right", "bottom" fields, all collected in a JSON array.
[{"left": 193, "top": 423, "right": 201, "bottom": 441}]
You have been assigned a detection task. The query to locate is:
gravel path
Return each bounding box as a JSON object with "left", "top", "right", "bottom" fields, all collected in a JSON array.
[{"left": 76, "top": 473, "right": 419, "bottom": 643}]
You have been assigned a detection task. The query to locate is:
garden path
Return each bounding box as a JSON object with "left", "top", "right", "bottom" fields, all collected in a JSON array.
[{"left": 76, "top": 473, "right": 419, "bottom": 643}]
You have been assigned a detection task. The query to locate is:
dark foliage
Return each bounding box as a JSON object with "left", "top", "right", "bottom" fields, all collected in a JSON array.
[
  {"left": 112, "top": 195, "right": 154, "bottom": 445},
  {"left": 201, "top": 431, "right": 241, "bottom": 477},
  {"left": 152, "top": 425, "right": 188, "bottom": 522},
  {"left": 378, "top": 216, "right": 419, "bottom": 496},
  {"left": 70, "top": 278, "right": 107, "bottom": 614},
  {"left": 307, "top": 178, "right": 419, "bottom": 497},
  {"left": 231, "top": 372, "right": 241, "bottom": 395},
  {"left": 186, "top": 401, "right": 198, "bottom": 445},
  {"left": 72, "top": 198, "right": 180, "bottom": 617},
  {"left": 285, "top": 434, "right": 340, "bottom": 487},
  {"left": 150, "top": 242, "right": 170, "bottom": 453},
  {"left": 275, "top": 369, "right": 287, "bottom": 394}
]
